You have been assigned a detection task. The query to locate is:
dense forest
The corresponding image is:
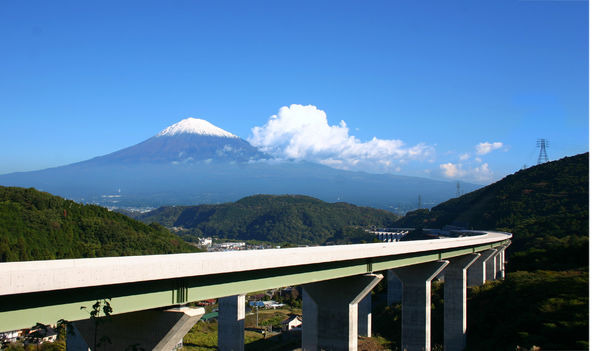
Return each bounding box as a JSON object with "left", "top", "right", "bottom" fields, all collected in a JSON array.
[
  {"left": 0, "top": 186, "right": 198, "bottom": 262},
  {"left": 132, "top": 194, "right": 398, "bottom": 245},
  {"left": 395, "top": 153, "right": 588, "bottom": 272},
  {"left": 379, "top": 153, "right": 589, "bottom": 350}
]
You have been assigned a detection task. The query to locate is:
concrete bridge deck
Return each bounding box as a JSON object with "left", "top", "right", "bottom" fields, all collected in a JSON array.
[{"left": 0, "top": 230, "right": 510, "bottom": 333}]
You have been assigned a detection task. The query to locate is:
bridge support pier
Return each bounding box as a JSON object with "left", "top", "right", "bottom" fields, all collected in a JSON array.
[
  {"left": 467, "top": 249, "right": 497, "bottom": 287},
  {"left": 67, "top": 306, "right": 205, "bottom": 351},
  {"left": 497, "top": 247, "right": 505, "bottom": 279},
  {"left": 486, "top": 250, "right": 499, "bottom": 282},
  {"left": 358, "top": 292, "right": 372, "bottom": 337},
  {"left": 390, "top": 260, "right": 449, "bottom": 351},
  {"left": 218, "top": 294, "right": 246, "bottom": 351},
  {"left": 387, "top": 269, "right": 403, "bottom": 305},
  {"left": 497, "top": 244, "right": 510, "bottom": 279},
  {"left": 443, "top": 254, "right": 480, "bottom": 351},
  {"left": 302, "top": 273, "right": 383, "bottom": 351}
]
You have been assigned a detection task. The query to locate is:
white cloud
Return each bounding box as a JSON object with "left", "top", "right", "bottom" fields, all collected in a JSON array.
[
  {"left": 475, "top": 141, "right": 503, "bottom": 155},
  {"left": 440, "top": 162, "right": 466, "bottom": 178},
  {"left": 459, "top": 153, "right": 470, "bottom": 161},
  {"left": 440, "top": 162, "right": 494, "bottom": 182},
  {"left": 472, "top": 163, "right": 493, "bottom": 182},
  {"left": 249, "top": 104, "right": 434, "bottom": 173}
]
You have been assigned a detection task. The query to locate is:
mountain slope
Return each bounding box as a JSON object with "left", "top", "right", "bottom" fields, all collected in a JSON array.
[
  {"left": 395, "top": 152, "right": 588, "bottom": 271},
  {"left": 81, "top": 118, "right": 269, "bottom": 164},
  {"left": 85, "top": 134, "right": 268, "bottom": 164},
  {"left": 0, "top": 186, "right": 198, "bottom": 262},
  {"left": 134, "top": 194, "right": 398, "bottom": 244}
]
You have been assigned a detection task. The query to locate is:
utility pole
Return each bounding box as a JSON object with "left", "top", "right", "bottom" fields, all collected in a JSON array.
[
  {"left": 418, "top": 194, "right": 422, "bottom": 209},
  {"left": 456, "top": 181, "right": 461, "bottom": 197}
]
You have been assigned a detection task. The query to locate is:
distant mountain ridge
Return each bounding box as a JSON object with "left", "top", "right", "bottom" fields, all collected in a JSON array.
[
  {"left": 0, "top": 118, "right": 480, "bottom": 210},
  {"left": 132, "top": 194, "right": 398, "bottom": 244}
]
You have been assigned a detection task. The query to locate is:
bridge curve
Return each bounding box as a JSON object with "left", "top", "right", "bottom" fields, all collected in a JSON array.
[{"left": 0, "top": 230, "right": 511, "bottom": 332}]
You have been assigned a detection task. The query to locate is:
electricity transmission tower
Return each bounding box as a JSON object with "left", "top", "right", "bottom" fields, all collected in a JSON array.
[{"left": 536, "top": 139, "right": 549, "bottom": 164}]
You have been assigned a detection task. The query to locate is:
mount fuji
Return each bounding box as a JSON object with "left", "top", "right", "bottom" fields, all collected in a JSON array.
[
  {"left": 83, "top": 118, "right": 269, "bottom": 165},
  {"left": 0, "top": 118, "right": 479, "bottom": 211}
]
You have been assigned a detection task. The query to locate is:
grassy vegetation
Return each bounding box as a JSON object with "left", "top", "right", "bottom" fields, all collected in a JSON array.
[
  {"left": 182, "top": 307, "right": 301, "bottom": 351},
  {"left": 182, "top": 305, "right": 394, "bottom": 351},
  {"left": 182, "top": 320, "right": 219, "bottom": 350}
]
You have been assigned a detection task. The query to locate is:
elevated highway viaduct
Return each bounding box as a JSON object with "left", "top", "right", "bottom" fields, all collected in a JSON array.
[{"left": 0, "top": 230, "right": 511, "bottom": 351}]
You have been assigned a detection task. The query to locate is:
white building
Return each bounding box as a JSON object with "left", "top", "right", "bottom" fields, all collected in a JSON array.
[
  {"left": 198, "top": 237, "right": 213, "bottom": 247},
  {"left": 281, "top": 315, "right": 302, "bottom": 331}
]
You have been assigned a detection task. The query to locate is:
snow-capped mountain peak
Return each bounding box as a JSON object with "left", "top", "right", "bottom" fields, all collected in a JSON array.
[{"left": 157, "top": 118, "right": 238, "bottom": 138}]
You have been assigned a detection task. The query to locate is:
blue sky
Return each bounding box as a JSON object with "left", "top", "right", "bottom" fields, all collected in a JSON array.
[{"left": 0, "top": 0, "right": 589, "bottom": 183}]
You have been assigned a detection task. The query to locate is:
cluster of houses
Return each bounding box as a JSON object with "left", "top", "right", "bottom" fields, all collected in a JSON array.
[
  {"left": 248, "top": 300, "right": 286, "bottom": 309},
  {"left": 211, "top": 242, "right": 246, "bottom": 251},
  {"left": 197, "top": 237, "right": 247, "bottom": 251},
  {"left": 197, "top": 237, "right": 282, "bottom": 252},
  {"left": 194, "top": 293, "right": 303, "bottom": 332},
  {"left": 0, "top": 325, "right": 58, "bottom": 348}
]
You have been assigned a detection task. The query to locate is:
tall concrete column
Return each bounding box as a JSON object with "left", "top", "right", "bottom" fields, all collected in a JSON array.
[
  {"left": 387, "top": 269, "right": 403, "bottom": 305},
  {"left": 67, "top": 306, "right": 205, "bottom": 351},
  {"left": 358, "top": 292, "right": 372, "bottom": 337},
  {"left": 390, "top": 260, "right": 449, "bottom": 351},
  {"left": 66, "top": 323, "right": 91, "bottom": 351},
  {"left": 498, "top": 243, "right": 510, "bottom": 280},
  {"left": 218, "top": 294, "right": 246, "bottom": 351},
  {"left": 302, "top": 290, "right": 319, "bottom": 351},
  {"left": 467, "top": 249, "right": 497, "bottom": 287},
  {"left": 486, "top": 250, "right": 500, "bottom": 282},
  {"left": 443, "top": 254, "right": 480, "bottom": 351},
  {"left": 495, "top": 247, "right": 504, "bottom": 279},
  {"left": 302, "top": 273, "right": 383, "bottom": 351},
  {"left": 500, "top": 247, "right": 506, "bottom": 279}
]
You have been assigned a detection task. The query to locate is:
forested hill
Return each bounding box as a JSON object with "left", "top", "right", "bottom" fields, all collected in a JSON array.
[
  {"left": 395, "top": 152, "right": 588, "bottom": 271},
  {"left": 133, "top": 194, "right": 398, "bottom": 244},
  {"left": 0, "top": 186, "right": 198, "bottom": 262},
  {"left": 387, "top": 153, "right": 589, "bottom": 349}
]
